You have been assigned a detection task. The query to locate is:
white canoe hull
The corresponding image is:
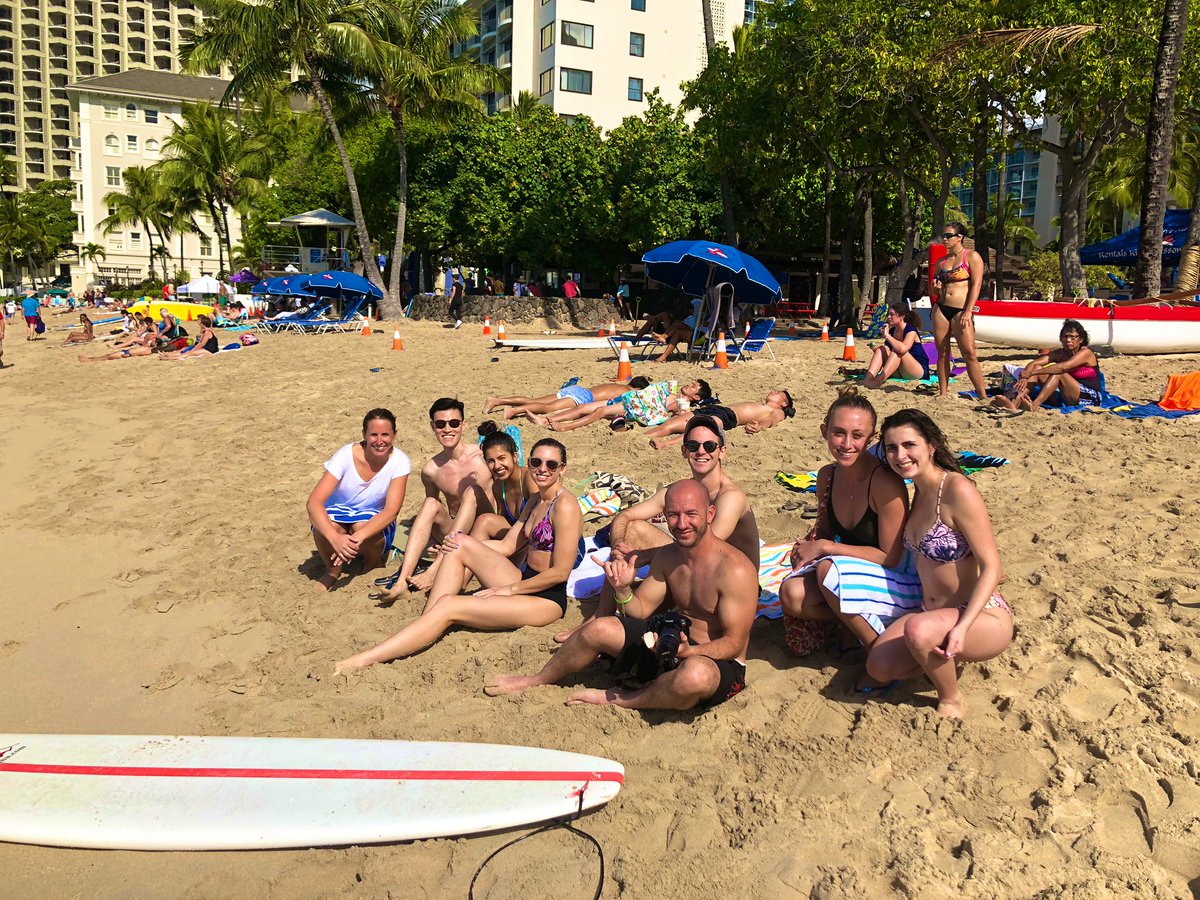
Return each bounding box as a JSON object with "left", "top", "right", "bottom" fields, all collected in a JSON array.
[{"left": 972, "top": 300, "right": 1200, "bottom": 354}]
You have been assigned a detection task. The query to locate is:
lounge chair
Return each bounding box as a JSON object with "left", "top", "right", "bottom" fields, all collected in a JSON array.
[
  {"left": 304, "top": 295, "right": 368, "bottom": 334},
  {"left": 258, "top": 302, "right": 332, "bottom": 333},
  {"left": 726, "top": 317, "right": 777, "bottom": 361}
]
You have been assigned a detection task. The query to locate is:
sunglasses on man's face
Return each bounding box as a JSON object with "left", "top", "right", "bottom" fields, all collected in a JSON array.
[
  {"left": 528, "top": 457, "right": 562, "bottom": 471},
  {"left": 432, "top": 418, "right": 462, "bottom": 430},
  {"left": 941, "top": 233, "right": 959, "bottom": 240},
  {"left": 683, "top": 439, "right": 720, "bottom": 454}
]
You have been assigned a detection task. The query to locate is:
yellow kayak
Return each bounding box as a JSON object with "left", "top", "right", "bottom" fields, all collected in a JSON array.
[{"left": 127, "top": 299, "right": 218, "bottom": 321}]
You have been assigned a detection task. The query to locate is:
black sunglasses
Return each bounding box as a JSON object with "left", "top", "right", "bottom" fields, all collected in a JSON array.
[
  {"left": 432, "top": 418, "right": 462, "bottom": 429},
  {"left": 528, "top": 457, "right": 562, "bottom": 471},
  {"left": 683, "top": 439, "right": 720, "bottom": 453},
  {"left": 941, "top": 233, "right": 959, "bottom": 240}
]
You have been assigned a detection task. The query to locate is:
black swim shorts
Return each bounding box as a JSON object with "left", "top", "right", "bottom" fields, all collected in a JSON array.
[
  {"left": 534, "top": 583, "right": 569, "bottom": 617},
  {"left": 706, "top": 405, "right": 739, "bottom": 432},
  {"left": 607, "top": 616, "right": 746, "bottom": 707}
]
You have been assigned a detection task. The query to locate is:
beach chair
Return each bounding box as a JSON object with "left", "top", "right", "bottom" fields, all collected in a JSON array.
[
  {"left": 689, "top": 285, "right": 742, "bottom": 363},
  {"left": 259, "top": 302, "right": 332, "bottom": 333},
  {"left": 310, "top": 295, "right": 368, "bottom": 333},
  {"left": 726, "top": 317, "right": 776, "bottom": 361}
]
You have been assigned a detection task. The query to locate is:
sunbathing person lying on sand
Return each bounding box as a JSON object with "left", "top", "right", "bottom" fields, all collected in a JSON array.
[
  {"left": 484, "top": 376, "right": 650, "bottom": 420},
  {"left": 990, "top": 318, "right": 1102, "bottom": 411},
  {"left": 335, "top": 438, "right": 581, "bottom": 675},
  {"left": 484, "top": 480, "right": 757, "bottom": 710},
  {"left": 865, "top": 409, "right": 1013, "bottom": 718},
  {"left": 306, "top": 408, "right": 410, "bottom": 591},
  {"left": 529, "top": 380, "right": 710, "bottom": 432},
  {"left": 645, "top": 389, "right": 794, "bottom": 449},
  {"left": 78, "top": 326, "right": 159, "bottom": 361},
  {"left": 62, "top": 314, "right": 95, "bottom": 345}
]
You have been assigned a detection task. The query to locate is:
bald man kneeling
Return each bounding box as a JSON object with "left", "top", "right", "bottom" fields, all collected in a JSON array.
[{"left": 485, "top": 480, "right": 759, "bottom": 711}]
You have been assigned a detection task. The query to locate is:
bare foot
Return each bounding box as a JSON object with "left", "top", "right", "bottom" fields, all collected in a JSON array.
[
  {"left": 483, "top": 673, "right": 539, "bottom": 696},
  {"left": 371, "top": 583, "right": 407, "bottom": 607},
  {"left": 565, "top": 688, "right": 619, "bottom": 706},
  {"left": 407, "top": 569, "right": 436, "bottom": 593},
  {"left": 527, "top": 412, "right": 550, "bottom": 427},
  {"left": 315, "top": 572, "right": 338, "bottom": 592},
  {"left": 649, "top": 438, "right": 669, "bottom": 450},
  {"left": 332, "top": 655, "right": 371, "bottom": 677},
  {"left": 553, "top": 628, "right": 576, "bottom": 643},
  {"left": 936, "top": 696, "right": 966, "bottom": 718},
  {"left": 483, "top": 397, "right": 498, "bottom": 414}
]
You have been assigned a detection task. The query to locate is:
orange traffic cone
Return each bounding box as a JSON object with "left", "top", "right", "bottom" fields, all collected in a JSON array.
[
  {"left": 361, "top": 316, "right": 371, "bottom": 336},
  {"left": 820, "top": 323, "right": 830, "bottom": 342},
  {"left": 392, "top": 326, "right": 403, "bottom": 351},
  {"left": 788, "top": 322, "right": 796, "bottom": 336},
  {"left": 608, "top": 318, "right": 617, "bottom": 336},
  {"left": 187, "top": 308, "right": 193, "bottom": 321},
  {"left": 842, "top": 327, "right": 857, "bottom": 361},
  {"left": 713, "top": 332, "right": 729, "bottom": 369},
  {"left": 744, "top": 320, "right": 751, "bottom": 339},
  {"left": 616, "top": 341, "right": 632, "bottom": 380},
  {"left": 597, "top": 322, "right": 607, "bottom": 337},
  {"left": 483, "top": 315, "right": 491, "bottom": 337},
  {"left": 497, "top": 320, "right": 507, "bottom": 341}
]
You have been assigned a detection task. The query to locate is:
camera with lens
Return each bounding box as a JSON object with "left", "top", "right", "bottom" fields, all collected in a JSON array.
[{"left": 645, "top": 610, "right": 692, "bottom": 670}]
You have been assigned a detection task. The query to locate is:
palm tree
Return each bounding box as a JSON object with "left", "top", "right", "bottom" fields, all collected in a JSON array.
[
  {"left": 156, "top": 102, "right": 269, "bottom": 274},
  {"left": 79, "top": 242, "right": 106, "bottom": 266},
  {"left": 364, "top": 0, "right": 503, "bottom": 314},
  {"left": 99, "top": 165, "right": 166, "bottom": 281},
  {"left": 183, "top": 0, "right": 395, "bottom": 294},
  {"left": 0, "top": 194, "right": 32, "bottom": 280},
  {"left": 507, "top": 89, "right": 542, "bottom": 122},
  {"left": 0, "top": 151, "right": 16, "bottom": 193},
  {"left": 700, "top": 0, "right": 737, "bottom": 245}
]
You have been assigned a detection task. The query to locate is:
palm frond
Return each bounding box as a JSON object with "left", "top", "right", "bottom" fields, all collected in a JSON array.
[{"left": 945, "top": 24, "right": 1101, "bottom": 55}]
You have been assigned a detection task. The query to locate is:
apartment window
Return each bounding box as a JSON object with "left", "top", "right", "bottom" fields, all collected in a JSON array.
[
  {"left": 743, "top": 0, "right": 756, "bottom": 24},
  {"left": 129, "top": 231, "right": 141, "bottom": 249},
  {"left": 561, "top": 21, "right": 593, "bottom": 48},
  {"left": 103, "top": 133, "right": 119, "bottom": 154},
  {"left": 631, "top": 0, "right": 645, "bottom": 9},
  {"left": 108, "top": 232, "right": 123, "bottom": 251},
  {"left": 630, "top": 32, "right": 644, "bottom": 56},
  {"left": 126, "top": 134, "right": 138, "bottom": 152},
  {"left": 102, "top": 103, "right": 117, "bottom": 120},
  {"left": 199, "top": 234, "right": 212, "bottom": 257},
  {"left": 560, "top": 67, "right": 591, "bottom": 94},
  {"left": 145, "top": 138, "right": 159, "bottom": 155},
  {"left": 144, "top": 107, "right": 158, "bottom": 124},
  {"left": 539, "top": 67, "right": 553, "bottom": 96},
  {"left": 73, "top": 182, "right": 83, "bottom": 201},
  {"left": 107, "top": 205, "right": 117, "bottom": 217},
  {"left": 124, "top": 102, "right": 137, "bottom": 120},
  {"left": 539, "top": 22, "right": 553, "bottom": 51},
  {"left": 105, "top": 165, "right": 120, "bottom": 186},
  {"left": 76, "top": 213, "right": 84, "bottom": 232},
  {"left": 628, "top": 77, "right": 643, "bottom": 102}
]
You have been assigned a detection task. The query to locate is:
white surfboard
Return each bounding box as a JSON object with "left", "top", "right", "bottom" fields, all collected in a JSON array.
[
  {"left": 493, "top": 337, "right": 614, "bottom": 350},
  {"left": 0, "top": 735, "right": 624, "bottom": 851}
]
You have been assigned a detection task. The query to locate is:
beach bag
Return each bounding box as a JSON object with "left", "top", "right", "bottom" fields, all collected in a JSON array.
[
  {"left": 34, "top": 316, "right": 46, "bottom": 334},
  {"left": 781, "top": 514, "right": 835, "bottom": 656},
  {"left": 240, "top": 333, "right": 260, "bottom": 346}
]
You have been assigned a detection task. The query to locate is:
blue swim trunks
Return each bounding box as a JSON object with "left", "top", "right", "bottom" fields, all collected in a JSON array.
[{"left": 557, "top": 385, "right": 594, "bottom": 405}]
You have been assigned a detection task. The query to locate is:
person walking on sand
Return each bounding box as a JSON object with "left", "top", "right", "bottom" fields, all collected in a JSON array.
[
  {"left": 21, "top": 291, "right": 41, "bottom": 341},
  {"left": 372, "top": 398, "right": 494, "bottom": 602},
  {"left": 0, "top": 303, "right": 6, "bottom": 368},
  {"left": 485, "top": 480, "right": 758, "bottom": 711},
  {"left": 931, "top": 223, "right": 988, "bottom": 401},
  {"left": 448, "top": 273, "right": 465, "bottom": 329}
]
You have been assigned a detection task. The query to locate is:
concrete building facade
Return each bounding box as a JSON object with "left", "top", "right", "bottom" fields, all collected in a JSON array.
[
  {"left": 460, "top": 0, "right": 758, "bottom": 130},
  {"left": 0, "top": 0, "right": 202, "bottom": 190},
  {"left": 66, "top": 70, "right": 240, "bottom": 289}
]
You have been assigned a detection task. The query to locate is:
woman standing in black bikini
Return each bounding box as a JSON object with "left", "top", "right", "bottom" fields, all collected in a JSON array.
[
  {"left": 931, "top": 222, "right": 989, "bottom": 401},
  {"left": 866, "top": 409, "right": 1013, "bottom": 718}
]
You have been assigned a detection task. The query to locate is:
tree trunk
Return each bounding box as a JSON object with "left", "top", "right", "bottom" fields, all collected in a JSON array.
[
  {"left": 819, "top": 167, "right": 832, "bottom": 314},
  {"left": 837, "top": 177, "right": 870, "bottom": 325},
  {"left": 386, "top": 106, "right": 409, "bottom": 320},
  {"left": 700, "top": 0, "right": 715, "bottom": 56},
  {"left": 206, "top": 199, "right": 226, "bottom": 275},
  {"left": 886, "top": 172, "right": 921, "bottom": 303},
  {"left": 143, "top": 216, "right": 155, "bottom": 281},
  {"left": 971, "top": 101, "right": 990, "bottom": 269},
  {"left": 995, "top": 119, "right": 1007, "bottom": 290},
  {"left": 1057, "top": 156, "right": 1088, "bottom": 297},
  {"left": 306, "top": 57, "right": 386, "bottom": 299},
  {"left": 218, "top": 204, "right": 233, "bottom": 276},
  {"left": 861, "top": 188, "right": 874, "bottom": 311},
  {"left": 1135, "top": 0, "right": 1189, "bottom": 298}
]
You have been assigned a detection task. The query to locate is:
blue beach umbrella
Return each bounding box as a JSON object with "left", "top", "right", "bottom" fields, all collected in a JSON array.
[
  {"left": 251, "top": 275, "right": 316, "bottom": 297},
  {"left": 640, "top": 240, "right": 782, "bottom": 304},
  {"left": 306, "top": 269, "right": 384, "bottom": 300}
]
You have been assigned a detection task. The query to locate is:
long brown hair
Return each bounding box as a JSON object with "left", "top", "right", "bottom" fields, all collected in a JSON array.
[{"left": 880, "top": 408, "right": 963, "bottom": 474}]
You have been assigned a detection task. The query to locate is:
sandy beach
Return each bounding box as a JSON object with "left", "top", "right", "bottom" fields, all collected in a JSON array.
[{"left": 1, "top": 316, "right": 1198, "bottom": 898}]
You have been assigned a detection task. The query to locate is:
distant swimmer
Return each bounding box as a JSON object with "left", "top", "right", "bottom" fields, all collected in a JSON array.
[{"left": 486, "top": 480, "right": 757, "bottom": 712}]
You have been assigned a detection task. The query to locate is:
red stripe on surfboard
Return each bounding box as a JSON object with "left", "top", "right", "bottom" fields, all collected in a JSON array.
[{"left": 0, "top": 762, "right": 623, "bottom": 784}]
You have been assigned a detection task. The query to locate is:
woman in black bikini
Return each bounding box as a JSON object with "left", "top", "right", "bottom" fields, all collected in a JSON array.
[
  {"left": 866, "top": 409, "right": 1013, "bottom": 718},
  {"left": 779, "top": 388, "right": 911, "bottom": 673},
  {"left": 931, "top": 222, "right": 989, "bottom": 401},
  {"left": 159, "top": 315, "right": 220, "bottom": 360},
  {"left": 334, "top": 438, "right": 582, "bottom": 673}
]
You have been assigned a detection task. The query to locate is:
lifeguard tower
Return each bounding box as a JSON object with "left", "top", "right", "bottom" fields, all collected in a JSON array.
[{"left": 260, "top": 208, "right": 355, "bottom": 275}]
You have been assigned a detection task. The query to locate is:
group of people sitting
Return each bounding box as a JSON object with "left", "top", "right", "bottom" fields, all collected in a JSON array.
[
  {"left": 78, "top": 310, "right": 223, "bottom": 363},
  {"left": 309, "top": 389, "right": 1012, "bottom": 719}
]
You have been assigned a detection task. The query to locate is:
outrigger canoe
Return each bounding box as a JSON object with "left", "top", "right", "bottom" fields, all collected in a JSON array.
[
  {"left": 972, "top": 298, "right": 1200, "bottom": 354},
  {"left": 126, "top": 299, "right": 218, "bottom": 321}
]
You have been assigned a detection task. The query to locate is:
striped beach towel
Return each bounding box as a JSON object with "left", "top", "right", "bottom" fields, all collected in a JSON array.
[
  {"left": 755, "top": 542, "right": 794, "bottom": 619},
  {"left": 819, "top": 554, "right": 923, "bottom": 635}
]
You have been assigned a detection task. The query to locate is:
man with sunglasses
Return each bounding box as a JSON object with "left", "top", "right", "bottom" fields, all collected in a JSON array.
[
  {"left": 375, "top": 398, "right": 493, "bottom": 600},
  {"left": 554, "top": 414, "right": 759, "bottom": 642},
  {"left": 486, "top": 479, "right": 758, "bottom": 710}
]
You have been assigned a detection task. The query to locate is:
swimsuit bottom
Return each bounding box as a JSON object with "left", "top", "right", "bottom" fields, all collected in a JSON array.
[
  {"left": 935, "top": 303, "right": 966, "bottom": 322},
  {"left": 705, "top": 405, "right": 739, "bottom": 431},
  {"left": 922, "top": 590, "right": 1011, "bottom": 617},
  {"left": 557, "top": 385, "right": 594, "bottom": 405}
]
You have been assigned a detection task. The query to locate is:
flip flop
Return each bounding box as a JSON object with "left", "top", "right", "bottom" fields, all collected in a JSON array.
[
  {"left": 855, "top": 677, "right": 899, "bottom": 697},
  {"left": 373, "top": 570, "right": 401, "bottom": 587}
]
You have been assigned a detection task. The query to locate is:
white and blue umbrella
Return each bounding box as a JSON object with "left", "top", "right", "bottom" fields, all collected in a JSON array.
[{"left": 641, "top": 240, "right": 781, "bottom": 304}]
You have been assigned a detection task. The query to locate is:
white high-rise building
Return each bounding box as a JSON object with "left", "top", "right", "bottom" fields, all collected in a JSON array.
[
  {"left": 460, "top": 0, "right": 757, "bottom": 129},
  {"left": 0, "top": 0, "right": 206, "bottom": 190}
]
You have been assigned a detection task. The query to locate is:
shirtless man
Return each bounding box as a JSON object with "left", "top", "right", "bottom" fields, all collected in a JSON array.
[
  {"left": 555, "top": 414, "right": 759, "bottom": 642},
  {"left": 373, "top": 398, "right": 493, "bottom": 602},
  {"left": 483, "top": 376, "right": 650, "bottom": 420},
  {"left": 529, "top": 379, "right": 710, "bottom": 433},
  {"left": 486, "top": 480, "right": 758, "bottom": 710},
  {"left": 646, "top": 389, "right": 794, "bottom": 449}
]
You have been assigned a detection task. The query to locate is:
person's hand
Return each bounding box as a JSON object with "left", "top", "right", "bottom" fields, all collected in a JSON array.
[
  {"left": 474, "top": 584, "right": 514, "bottom": 599},
  {"left": 674, "top": 632, "right": 694, "bottom": 658},
  {"left": 961, "top": 309, "right": 974, "bottom": 330},
  {"left": 744, "top": 421, "right": 763, "bottom": 434},
  {"left": 602, "top": 554, "right": 637, "bottom": 593},
  {"left": 438, "top": 531, "right": 464, "bottom": 555},
  {"left": 330, "top": 532, "right": 359, "bottom": 565},
  {"left": 790, "top": 539, "right": 826, "bottom": 569},
  {"left": 935, "top": 624, "right": 968, "bottom": 659}
]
